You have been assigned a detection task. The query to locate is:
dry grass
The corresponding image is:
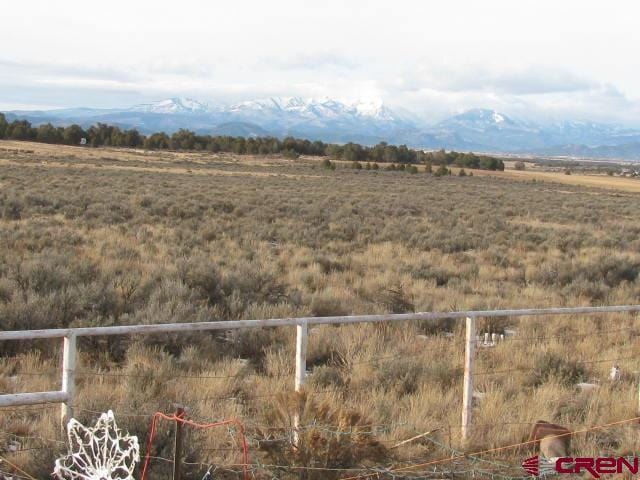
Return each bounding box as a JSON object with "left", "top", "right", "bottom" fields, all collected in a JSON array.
[
  {"left": 472, "top": 165, "right": 640, "bottom": 193},
  {"left": 2, "top": 140, "right": 640, "bottom": 478}
]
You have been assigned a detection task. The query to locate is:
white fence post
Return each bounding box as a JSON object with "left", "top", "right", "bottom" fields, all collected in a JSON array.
[
  {"left": 295, "top": 320, "right": 308, "bottom": 392},
  {"left": 293, "top": 320, "right": 308, "bottom": 447},
  {"left": 61, "top": 333, "right": 77, "bottom": 428},
  {"left": 462, "top": 316, "right": 476, "bottom": 443}
]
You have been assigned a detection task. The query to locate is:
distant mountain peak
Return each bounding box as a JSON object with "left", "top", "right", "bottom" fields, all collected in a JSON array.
[
  {"left": 436, "top": 108, "right": 522, "bottom": 133},
  {"left": 455, "top": 108, "right": 511, "bottom": 123},
  {"left": 132, "top": 97, "right": 210, "bottom": 114}
]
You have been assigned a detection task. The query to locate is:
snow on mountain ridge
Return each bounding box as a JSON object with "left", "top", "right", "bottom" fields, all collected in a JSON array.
[
  {"left": 227, "top": 96, "right": 398, "bottom": 121},
  {"left": 132, "top": 97, "right": 211, "bottom": 114}
]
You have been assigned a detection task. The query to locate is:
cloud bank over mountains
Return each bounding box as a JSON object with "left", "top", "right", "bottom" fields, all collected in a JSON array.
[{"left": 1, "top": 0, "right": 639, "bottom": 127}]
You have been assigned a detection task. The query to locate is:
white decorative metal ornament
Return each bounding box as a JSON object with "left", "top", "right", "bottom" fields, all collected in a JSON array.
[{"left": 54, "top": 410, "right": 139, "bottom": 480}]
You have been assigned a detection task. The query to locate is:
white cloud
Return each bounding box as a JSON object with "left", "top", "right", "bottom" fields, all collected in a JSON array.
[{"left": 0, "top": 0, "right": 639, "bottom": 125}]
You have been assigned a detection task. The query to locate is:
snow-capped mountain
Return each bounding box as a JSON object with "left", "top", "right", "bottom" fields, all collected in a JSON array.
[
  {"left": 131, "top": 97, "right": 212, "bottom": 115},
  {"left": 424, "top": 109, "right": 543, "bottom": 150},
  {"left": 421, "top": 108, "right": 640, "bottom": 154},
  {"left": 217, "top": 96, "right": 416, "bottom": 142},
  {"left": 225, "top": 97, "right": 412, "bottom": 131},
  {"left": 5, "top": 98, "right": 640, "bottom": 159},
  {"left": 436, "top": 108, "right": 524, "bottom": 131},
  {"left": 228, "top": 97, "right": 398, "bottom": 120}
]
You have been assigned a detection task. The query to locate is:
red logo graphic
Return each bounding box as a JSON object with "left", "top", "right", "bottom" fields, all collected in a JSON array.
[
  {"left": 522, "top": 456, "right": 540, "bottom": 476},
  {"left": 521, "top": 455, "right": 555, "bottom": 477},
  {"left": 522, "top": 456, "right": 640, "bottom": 478}
]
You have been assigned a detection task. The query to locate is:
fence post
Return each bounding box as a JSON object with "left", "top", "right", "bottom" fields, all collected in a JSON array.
[
  {"left": 173, "top": 407, "right": 185, "bottom": 480},
  {"left": 462, "top": 316, "right": 476, "bottom": 443},
  {"left": 293, "top": 319, "right": 308, "bottom": 447},
  {"left": 61, "top": 333, "right": 77, "bottom": 428}
]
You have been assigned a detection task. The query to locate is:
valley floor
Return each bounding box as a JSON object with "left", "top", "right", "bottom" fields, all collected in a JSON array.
[{"left": 1, "top": 140, "right": 640, "bottom": 478}]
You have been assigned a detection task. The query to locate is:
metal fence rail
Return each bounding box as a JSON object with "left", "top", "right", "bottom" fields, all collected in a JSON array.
[{"left": 2, "top": 304, "right": 640, "bottom": 441}]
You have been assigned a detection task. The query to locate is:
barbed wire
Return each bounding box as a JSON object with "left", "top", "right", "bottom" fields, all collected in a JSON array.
[
  {"left": 474, "top": 352, "right": 640, "bottom": 376},
  {"left": 0, "top": 404, "right": 57, "bottom": 413},
  {"left": 471, "top": 323, "right": 639, "bottom": 345},
  {"left": 0, "top": 431, "right": 65, "bottom": 446}
]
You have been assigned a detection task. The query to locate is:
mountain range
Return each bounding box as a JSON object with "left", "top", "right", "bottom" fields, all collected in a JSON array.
[{"left": 5, "top": 97, "right": 640, "bottom": 160}]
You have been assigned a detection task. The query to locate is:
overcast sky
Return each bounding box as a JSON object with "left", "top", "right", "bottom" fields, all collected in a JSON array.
[{"left": 1, "top": 0, "right": 639, "bottom": 125}]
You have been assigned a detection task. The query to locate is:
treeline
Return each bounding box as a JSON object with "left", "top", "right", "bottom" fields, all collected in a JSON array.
[
  {"left": 328, "top": 142, "right": 504, "bottom": 170},
  {"left": 0, "top": 113, "right": 504, "bottom": 170}
]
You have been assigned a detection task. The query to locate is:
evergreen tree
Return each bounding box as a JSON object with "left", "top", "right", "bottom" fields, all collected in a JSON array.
[{"left": 0, "top": 113, "right": 7, "bottom": 139}]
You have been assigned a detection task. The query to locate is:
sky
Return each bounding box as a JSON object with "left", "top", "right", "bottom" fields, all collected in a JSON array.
[{"left": 1, "top": 0, "right": 639, "bottom": 125}]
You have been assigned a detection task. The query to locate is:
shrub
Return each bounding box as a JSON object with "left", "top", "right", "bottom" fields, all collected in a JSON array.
[
  {"left": 282, "top": 148, "right": 300, "bottom": 159},
  {"left": 351, "top": 161, "right": 362, "bottom": 170},
  {"left": 458, "top": 168, "right": 467, "bottom": 177},
  {"left": 434, "top": 165, "right": 449, "bottom": 177},
  {"left": 2, "top": 199, "right": 23, "bottom": 220},
  {"left": 178, "top": 255, "right": 224, "bottom": 306},
  {"left": 514, "top": 161, "right": 526, "bottom": 171},
  {"left": 407, "top": 165, "right": 418, "bottom": 174},
  {"left": 380, "top": 284, "right": 414, "bottom": 313},
  {"left": 309, "top": 365, "right": 345, "bottom": 388},
  {"left": 258, "top": 393, "right": 389, "bottom": 479},
  {"left": 530, "top": 352, "right": 586, "bottom": 387},
  {"left": 310, "top": 294, "right": 347, "bottom": 317},
  {"left": 376, "top": 359, "right": 423, "bottom": 395}
]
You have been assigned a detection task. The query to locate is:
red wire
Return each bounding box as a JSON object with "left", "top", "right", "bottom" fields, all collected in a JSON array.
[{"left": 140, "top": 412, "right": 249, "bottom": 480}]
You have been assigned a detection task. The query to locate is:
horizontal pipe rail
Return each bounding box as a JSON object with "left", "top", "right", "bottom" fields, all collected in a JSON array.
[
  {"left": 0, "top": 391, "right": 68, "bottom": 408},
  {"left": 0, "top": 305, "right": 639, "bottom": 341}
]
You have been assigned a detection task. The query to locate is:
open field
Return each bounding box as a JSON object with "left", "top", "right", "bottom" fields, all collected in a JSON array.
[
  {"left": 476, "top": 167, "right": 640, "bottom": 194},
  {"left": 2, "top": 140, "right": 640, "bottom": 478}
]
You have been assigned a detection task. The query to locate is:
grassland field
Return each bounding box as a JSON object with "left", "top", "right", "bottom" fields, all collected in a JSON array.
[{"left": 1, "top": 140, "right": 640, "bottom": 478}]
